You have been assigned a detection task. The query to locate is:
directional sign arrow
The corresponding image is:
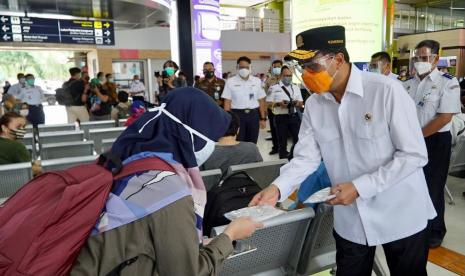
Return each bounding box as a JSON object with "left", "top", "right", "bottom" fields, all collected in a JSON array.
[
  {"left": 0, "top": 16, "right": 7, "bottom": 23},
  {"left": 104, "top": 30, "right": 111, "bottom": 36},
  {"left": 3, "top": 34, "right": 11, "bottom": 41},
  {"left": 103, "top": 22, "right": 110, "bottom": 28},
  {"left": 105, "top": 38, "right": 111, "bottom": 44},
  {"left": 1, "top": 25, "right": 9, "bottom": 32}
]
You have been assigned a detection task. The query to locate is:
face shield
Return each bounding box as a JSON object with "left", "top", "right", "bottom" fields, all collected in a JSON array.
[
  {"left": 368, "top": 60, "right": 386, "bottom": 75},
  {"left": 410, "top": 47, "right": 437, "bottom": 76}
]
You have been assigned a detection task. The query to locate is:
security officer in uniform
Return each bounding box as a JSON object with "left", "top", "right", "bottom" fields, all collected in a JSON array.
[
  {"left": 250, "top": 26, "right": 435, "bottom": 276},
  {"left": 264, "top": 60, "right": 283, "bottom": 155},
  {"left": 18, "top": 74, "right": 45, "bottom": 127},
  {"left": 267, "top": 65, "right": 303, "bottom": 159},
  {"left": 402, "top": 40, "right": 461, "bottom": 248},
  {"left": 222, "top": 56, "right": 267, "bottom": 144},
  {"left": 194, "top": 61, "right": 225, "bottom": 106}
]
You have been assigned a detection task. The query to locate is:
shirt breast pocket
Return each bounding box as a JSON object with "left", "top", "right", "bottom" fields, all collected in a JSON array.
[
  {"left": 315, "top": 127, "right": 341, "bottom": 156},
  {"left": 355, "top": 123, "right": 392, "bottom": 162},
  {"left": 422, "top": 93, "right": 440, "bottom": 111}
]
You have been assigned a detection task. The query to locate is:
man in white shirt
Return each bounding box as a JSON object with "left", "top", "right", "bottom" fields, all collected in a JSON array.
[
  {"left": 19, "top": 74, "right": 45, "bottom": 126},
  {"left": 369, "top": 52, "right": 399, "bottom": 80},
  {"left": 129, "top": 75, "right": 146, "bottom": 102},
  {"left": 222, "top": 56, "right": 267, "bottom": 144},
  {"left": 250, "top": 26, "right": 435, "bottom": 275},
  {"left": 267, "top": 66, "right": 303, "bottom": 159},
  {"left": 7, "top": 73, "right": 26, "bottom": 98},
  {"left": 402, "top": 40, "right": 461, "bottom": 248}
]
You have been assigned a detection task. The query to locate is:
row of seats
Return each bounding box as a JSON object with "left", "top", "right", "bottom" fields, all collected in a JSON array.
[
  {"left": 211, "top": 204, "right": 386, "bottom": 276},
  {"left": 25, "top": 119, "right": 127, "bottom": 135},
  {"left": 0, "top": 155, "right": 387, "bottom": 275}
]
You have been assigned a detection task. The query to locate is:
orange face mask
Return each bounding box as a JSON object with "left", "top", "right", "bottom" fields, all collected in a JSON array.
[{"left": 301, "top": 69, "right": 334, "bottom": 94}]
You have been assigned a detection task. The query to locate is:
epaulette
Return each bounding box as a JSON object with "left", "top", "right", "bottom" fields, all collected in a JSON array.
[
  {"left": 398, "top": 76, "right": 413, "bottom": 82},
  {"left": 441, "top": 73, "right": 453, "bottom": 80}
]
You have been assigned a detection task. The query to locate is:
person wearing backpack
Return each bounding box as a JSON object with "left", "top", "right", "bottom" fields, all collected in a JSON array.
[
  {"left": 71, "top": 88, "right": 262, "bottom": 276},
  {"left": 63, "top": 67, "right": 90, "bottom": 123},
  {"left": 111, "top": 90, "right": 131, "bottom": 120}
]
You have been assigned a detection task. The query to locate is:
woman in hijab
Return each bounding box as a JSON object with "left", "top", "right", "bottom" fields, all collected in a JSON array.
[{"left": 71, "top": 88, "right": 262, "bottom": 276}]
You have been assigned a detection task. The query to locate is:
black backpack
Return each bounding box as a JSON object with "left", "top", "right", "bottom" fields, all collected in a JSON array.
[
  {"left": 203, "top": 171, "right": 261, "bottom": 236},
  {"left": 56, "top": 80, "right": 78, "bottom": 106}
]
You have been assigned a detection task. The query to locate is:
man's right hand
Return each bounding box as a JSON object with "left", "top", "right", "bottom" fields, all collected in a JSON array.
[{"left": 249, "top": 184, "right": 280, "bottom": 206}]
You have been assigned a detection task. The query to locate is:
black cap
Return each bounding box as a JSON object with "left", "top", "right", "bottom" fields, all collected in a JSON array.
[{"left": 287, "top": 25, "right": 346, "bottom": 62}]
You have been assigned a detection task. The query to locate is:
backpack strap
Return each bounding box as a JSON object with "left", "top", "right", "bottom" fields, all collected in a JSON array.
[
  {"left": 113, "top": 157, "right": 175, "bottom": 181},
  {"left": 218, "top": 171, "right": 256, "bottom": 187},
  {"left": 98, "top": 152, "right": 175, "bottom": 180}
]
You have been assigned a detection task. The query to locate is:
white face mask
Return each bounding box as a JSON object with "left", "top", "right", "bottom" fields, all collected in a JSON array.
[
  {"left": 238, "top": 68, "right": 250, "bottom": 79},
  {"left": 20, "top": 109, "right": 29, "bottom": 117},
  {"left": 134, "top": 79, "right": 140, "bottom": 84},
  {"left": 139, "top": 104, "right": 216, "bottom": 166},
  {"left": 414, "top": 62, "right": 432, "bottom": 76}
]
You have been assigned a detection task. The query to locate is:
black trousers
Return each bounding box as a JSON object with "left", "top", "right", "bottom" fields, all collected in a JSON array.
[
  {"left": 267, "top": 109, "right": 278, "bottom": 151},
  {"left": 274, "top": 113, "right": 300, "bottom": 159},
  {"left": 27, "top": 104, "right": 45, "bottom": 127},
  {"left": 424, "top": 131, "right": 451, "bottom": 243},
  {"left": 232, "top": 109, "right": 259, "bottom": 144},
  {"left": 334, "top": 229, "right": 429, "bottom": 276}
]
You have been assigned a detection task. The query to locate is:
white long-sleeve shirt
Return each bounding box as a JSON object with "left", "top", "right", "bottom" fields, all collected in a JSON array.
[{"left": 274, "top": 66, "right": 436, "bottom": 246}]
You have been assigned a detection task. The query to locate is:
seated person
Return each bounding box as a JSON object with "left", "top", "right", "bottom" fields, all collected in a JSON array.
[
  {"left": 71, "top": 88, "right": 261, "bottom": 275},
  {"left": 286, "top": 162, "right": 331, "bottom": 210},
  {"left": 111, "top": 91, "right": 131, "bottom": 120},
  {"left": 202, "top": 112, "right": 263, "bottom": 174},
  {"left": 124, "top": 101, "right": 146, "bottom": 126},
  {"left": 0, "top": 112, "right": 41, "bottom": 175}
]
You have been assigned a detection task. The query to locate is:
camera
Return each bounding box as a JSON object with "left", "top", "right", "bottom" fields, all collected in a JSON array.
[{"left": 287, "top": 101, "right": 297, "bottom": 114}]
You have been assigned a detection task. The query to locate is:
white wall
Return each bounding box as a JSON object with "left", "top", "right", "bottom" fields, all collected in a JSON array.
[
  {"left": 99, "top": 27, "right": 291, "bottom": 53},
  {"left": 98, "top": 26, "right": 171, "bottom": 50},
  {"left": 222, "top": 59, "right": 272, "bottom": 76},
  {"left": 221, "top": 30, "right": 291, "bottom": 53}
]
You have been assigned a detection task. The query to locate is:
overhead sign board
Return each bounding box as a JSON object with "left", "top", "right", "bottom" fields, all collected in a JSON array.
[{"left": 0, "top": 15, "right": 115, "bottom": 45}]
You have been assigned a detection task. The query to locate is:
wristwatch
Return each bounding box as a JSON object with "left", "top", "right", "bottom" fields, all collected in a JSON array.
[{"left": 260, "top": 117, "right": 267, "bottom": 121}]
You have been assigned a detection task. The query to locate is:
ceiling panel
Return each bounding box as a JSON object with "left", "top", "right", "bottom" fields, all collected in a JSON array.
[{"left": 0, "top": 0, "right": 170, "bottom": 29}]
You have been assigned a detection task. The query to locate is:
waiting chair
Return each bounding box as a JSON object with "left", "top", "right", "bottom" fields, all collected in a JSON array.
[
  {"left": 449, "top": 135, "right": 465, "bottom": 176},
  {"left": 200, "top": 169, "right": 222, "bottom": 191},
  {"left": 101, "top": 138, "right": 117, "bottom": 153},
  {"left": 229, "top": 159, "right": 288, "bottom": 188},
  {"left": 40, "top": 141, "right": 95, "bottom": 160},
  {"left": 0, "top": 162, "right": 33, "bottom": 198},
  {"left": 296, "top": 204, "right": 387, "bottom": 276},
  {"left": 38, "top": 130, "right": 85, "bottom": 145},
  {"left": 117, "top": 119, "right": 128, "bottom": 127},
  {"left": 213, "top": 208, "right": 314, "bottom": 276},
  {"left": 38, "top": 123, "right": 76, "bottom": 133},
  {"left": 41, "top": 155, "right": 96, "bottom": 172},
  {"left": 88, "top": 127, "right": 126, "bottom": 154},
  {"left": 80, "top": 120, "right": 117, "bottom": 139}
]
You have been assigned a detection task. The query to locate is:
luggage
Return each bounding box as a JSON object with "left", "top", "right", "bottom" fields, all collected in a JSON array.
[
  {"left": 203, "top": 171, "right": 261, "bottom": 236},
  {"left": 0, "top": 154, "right": 164, "bottom": 276}
]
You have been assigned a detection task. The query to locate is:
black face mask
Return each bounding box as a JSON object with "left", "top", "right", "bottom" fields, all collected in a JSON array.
[{"left": 204, "top": 71, "right": 215, "bottom": 79}]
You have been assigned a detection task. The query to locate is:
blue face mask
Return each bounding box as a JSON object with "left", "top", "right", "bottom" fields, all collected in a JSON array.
[
  {"left": 272, "top": 67, "right": 282, "bottom": 76},
  {"left": 282, "top": 76, "right": 292, "bottom": 86},
  {"left": 26, "top": 79, "right": 35, "bottom": 86}
]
